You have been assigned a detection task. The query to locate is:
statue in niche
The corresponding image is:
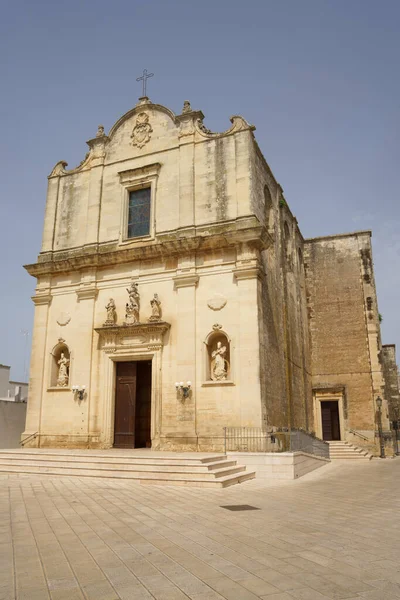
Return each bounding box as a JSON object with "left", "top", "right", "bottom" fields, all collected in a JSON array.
[
  {"left": 148, "top": 293, "right": 161, "bottom": 321},
  {"left": 125, "top": 280, "right": 140, "bottom": 325},
  {"left": 104, "top": 298, "right": 117, "bottom": 325},
  {"left": 57, "top": 352, "right": 70, "bottom": 387},
  {"left": 211, "top": 341, "right": 228, "bottom": 381}
]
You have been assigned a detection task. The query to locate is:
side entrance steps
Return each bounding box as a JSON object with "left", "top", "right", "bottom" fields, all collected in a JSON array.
[
  {"left": 0, "top": 450, "right": 256, "bottom": 487},
  {"left": 328, "top": 441, "right": 374, "bottom": 460}
]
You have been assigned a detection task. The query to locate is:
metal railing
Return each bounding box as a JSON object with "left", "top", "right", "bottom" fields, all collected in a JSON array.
[
  {"left": 223, "top": 427, "right": 329, "bottom": 459},
  {"left": 349, "top": 429, "right": 369, "bottom": 441},
  {"left": 20, "top": 432, "right": 38, "bottom": 447}
]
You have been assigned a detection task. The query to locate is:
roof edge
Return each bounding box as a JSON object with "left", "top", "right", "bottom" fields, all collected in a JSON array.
[{"left": 305, "top": 230, "right": 372, "bottom": 243}]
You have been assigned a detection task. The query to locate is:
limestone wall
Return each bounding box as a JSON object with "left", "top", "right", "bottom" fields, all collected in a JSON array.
[
  {"left": 304, "top": 232, "right": 388, "bottom": 442},
  {"left": 0, "top": 401, "right": 27, "bottom": 448},
  {"left": 227, "top": 451, "right": 329, "bottom": 480},
  {"left": 382, "top": 345, "right": 400, "bottom": 421}
]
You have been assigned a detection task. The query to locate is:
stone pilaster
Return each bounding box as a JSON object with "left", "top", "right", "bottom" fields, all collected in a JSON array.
[
  {"left": 171, "top": 269, "right": 199, "bottom": 448},
  {"left": 22, "top": 291, "right": 52, "bottom": 446}
]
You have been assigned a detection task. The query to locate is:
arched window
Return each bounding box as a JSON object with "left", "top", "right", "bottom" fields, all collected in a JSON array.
[
  {"left": 298, "top": 247, "right": 303, "bottom": 270},
  {"left": 284, "top": 222, "right": 291, "bottom": 263},
  {"left": 264, "top": 185, "right": 273, "bottom": 231},
  {"left": 204, "top": 329, "right": 231, "bottom": 382},
  {"left": 50, "top": 340, "right": 71, "bottom": 388}
]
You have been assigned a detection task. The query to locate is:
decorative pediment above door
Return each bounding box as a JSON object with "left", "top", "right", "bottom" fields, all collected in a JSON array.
[{"left": 95, "top": 322, "right": 170, "bottom": 354}]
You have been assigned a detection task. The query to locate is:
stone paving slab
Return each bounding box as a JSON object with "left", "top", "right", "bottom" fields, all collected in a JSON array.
[{"left": 0, "top": 459, "right": 399, "bottom": 599}]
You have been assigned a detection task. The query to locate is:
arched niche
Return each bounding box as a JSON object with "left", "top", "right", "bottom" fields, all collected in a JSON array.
[
  {"left": 49, "top": 340, "right": 71, "bottom": 388},
  {"left": 204, "top": 329, "right": 231, "bottom": 383},
  {"left": 264, "top": 185, "right": 274, "bottom": 232}
]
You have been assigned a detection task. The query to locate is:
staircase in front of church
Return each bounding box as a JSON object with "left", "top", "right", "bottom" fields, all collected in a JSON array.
[
  {"left": 328, "top": 441, "right": 374, "bottom": 460},
  {"left": 0, "top": 449, "right": 256, "bottom": 487}
]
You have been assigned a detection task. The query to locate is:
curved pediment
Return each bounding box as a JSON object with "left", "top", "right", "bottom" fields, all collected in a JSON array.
[
  {"left": 108, "top": 98, "right": 176, "bottom": 138},
  {"left": 105, "top": 98, "right": 180, "bottom": 163}
]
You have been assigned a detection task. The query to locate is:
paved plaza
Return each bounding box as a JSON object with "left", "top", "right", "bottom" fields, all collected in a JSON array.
[{"left": 1, "top": 459, "right": 399, "bottom": 600}]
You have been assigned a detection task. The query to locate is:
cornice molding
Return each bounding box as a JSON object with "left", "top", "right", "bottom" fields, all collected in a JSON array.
[
  {"left": 173, "top": 274, "right": 199, "bottom": 289},
  {"left": 24, "top": 217, "right": 272, "bottom": 278},
  {"left": 31, "top": 294, "right": 52, "bottom": 306},
  {"left": 233, "top": 265, "right": 262, "bottom": 281},
  {"left": 118, "top": 162, "right": 161, "bottom": 184},
  {"left": 95, "top": 321, "right": 171, "bottom": 354},
  {"left": 76, "top": 287, "right": 98, "bottom": 301}
]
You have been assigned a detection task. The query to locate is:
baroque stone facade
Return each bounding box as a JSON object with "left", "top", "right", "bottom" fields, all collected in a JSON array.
[{"left": 22, "top": 96, "right": 397, "bottom": 453}]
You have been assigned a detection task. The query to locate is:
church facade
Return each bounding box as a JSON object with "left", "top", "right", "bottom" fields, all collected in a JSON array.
[{"left": 23, "top": 96, "right": 396, "bottom": 453}]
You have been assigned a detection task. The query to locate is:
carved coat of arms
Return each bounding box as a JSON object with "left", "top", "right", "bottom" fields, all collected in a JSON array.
[{"left": 131, "top": 112, "right": 152, "bottom": 148}]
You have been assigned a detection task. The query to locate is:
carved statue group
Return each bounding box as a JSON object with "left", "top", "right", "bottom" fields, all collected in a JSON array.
[
  {"left": 102, "top": 280, "right": 162, "bottom": 326},
  {"left": 125, "top": 280, "right": 140, "bottom": 325}
]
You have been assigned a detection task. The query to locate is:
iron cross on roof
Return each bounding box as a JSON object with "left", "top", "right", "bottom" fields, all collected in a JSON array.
[{"left": 136, "top": 69, "right": 154, "bottom": 97}]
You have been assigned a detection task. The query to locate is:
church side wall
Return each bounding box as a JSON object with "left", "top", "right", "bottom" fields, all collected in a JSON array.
[
  {"left": 250, "top": 146, "right": 312, "bottom": 433},
  {"left": 304, "top": 232, "right": 387, "bottom": 446}
]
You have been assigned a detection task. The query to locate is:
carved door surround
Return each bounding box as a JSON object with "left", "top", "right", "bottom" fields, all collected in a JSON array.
[{"left": 95, "top": 321, "right": 170, "bottom": 448}]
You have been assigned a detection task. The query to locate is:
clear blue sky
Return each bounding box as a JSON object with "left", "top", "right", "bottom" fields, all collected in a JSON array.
[{"left": 1, "top": 0, "right": 399, "bottom": 381}]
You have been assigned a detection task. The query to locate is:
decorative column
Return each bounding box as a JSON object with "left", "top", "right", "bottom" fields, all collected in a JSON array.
[{"left": 172, "top": 268, "right": 199, "bottom": 449}]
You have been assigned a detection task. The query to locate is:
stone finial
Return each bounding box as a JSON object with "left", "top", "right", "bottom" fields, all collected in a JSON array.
[
  {"left": 96, "top": 124, "right": 105, "bottom": 137},
  {"left": 182, "top": 100, "right": 192, "bottom": 114}
]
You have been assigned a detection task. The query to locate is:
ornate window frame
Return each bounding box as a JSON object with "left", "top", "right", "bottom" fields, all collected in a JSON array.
[{"left": 118, "top": 163, "right": 161, "bottom": 245}]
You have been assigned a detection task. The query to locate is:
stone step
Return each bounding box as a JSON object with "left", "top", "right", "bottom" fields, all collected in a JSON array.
[
  {"left": 328, "top": 441, "right": 374, "bottom": 460},
  {"left": 141, "top": 471, "right": 257, "bottom": 488},
  {"left": 0, "top": 463, "right": 255, "bottom": 486},
  {"left": 0, "top": 450, "right": 225, "bottom": 465},
  {"left": 0, "top": 460, "right": 245, "bottom": 479},
  {"left": 329, "top": 454, "right": 371, "bottom": 459},
  {"left": 0, "top": 456, "right": 236, "bottom": 472},
  {"left": 0, "top": 450, "right": 256, "bottom": 486}
]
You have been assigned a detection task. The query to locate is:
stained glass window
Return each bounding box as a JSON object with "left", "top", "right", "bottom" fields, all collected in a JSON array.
[{"left": 127, "top": 188, "right": 151, "bottom": 238}]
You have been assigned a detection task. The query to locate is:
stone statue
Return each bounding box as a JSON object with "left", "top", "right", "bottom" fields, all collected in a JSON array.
[
  {"left": 211, "top": 341, "right": 228, "bottom": 381},
  {"left": 125, "top": 280, "right": 140, "bottom": 324},
  {"left": 182, "top": 100, "right": 192, "bottom": 114},
  {"left": 126, "top": 280, "right": 140, "bottom": 310},
  {"left": 148, "top": 293, "right": 161, "bottom": 321},
  {"left": 96, "top": 124, "right": 105, "bottom": 137},
  {"left": 57, "top": 353, "right": 70, "bottom": 387},
  {"left": 104, "top": 298, "right": 116, "bottom": 325}
]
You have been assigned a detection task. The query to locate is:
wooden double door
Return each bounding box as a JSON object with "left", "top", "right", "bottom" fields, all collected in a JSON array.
[
  {"left": 321, "top": 400, "right": 341, "bottom": 441},
  {"left": 113, "top": 361, "right": 152, "bottom": 448}
]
